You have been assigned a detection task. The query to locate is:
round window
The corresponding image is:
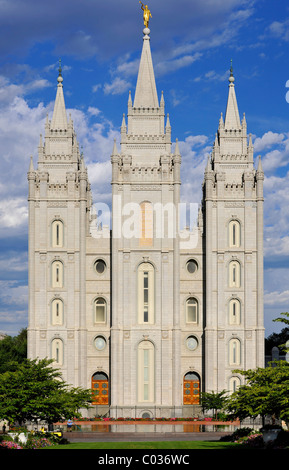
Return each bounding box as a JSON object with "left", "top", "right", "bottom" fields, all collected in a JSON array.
[
  {"left": 186, "top": 336, "right": 198, "bottom": 351},
  {"left": 94, "top": 336, "right": 106, "bottom": 351},
  {"left": 186, "top": 259, "right": 198, "bottom": 274},
  {"left": 95, "top": 259, "right": 106, "bottom": 274}
]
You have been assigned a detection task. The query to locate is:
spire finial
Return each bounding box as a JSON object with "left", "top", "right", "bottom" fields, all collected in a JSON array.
[
  {"left": 57, "top": 59, "right": 63, "bottom": 84},
  {"left": 229, "top": 59, "right": 235, "bottom": 84}
]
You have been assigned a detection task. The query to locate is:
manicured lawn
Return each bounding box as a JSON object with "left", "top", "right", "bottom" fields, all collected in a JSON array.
[{"left": 48, "top": 441, "right": 240, "bottom": 450}]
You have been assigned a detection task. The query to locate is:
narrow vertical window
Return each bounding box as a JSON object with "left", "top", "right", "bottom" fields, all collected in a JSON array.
[
  {"left": 140, "top": 201, "right": 153, "bottom": 247},
  {"left": 229, "top": 261, "right": 240, "bottom": 288},
  {"left": 143, "top": 272, "right": 149, "bottom": 322},
  {"left": 229, "top": 339, "right": 241, "bottom": 366},
  {"left": 229, "top": 299, "right": 241, "bottom": 325},
  {"left": 52, "top": 338, "right": 63, "bottom": 365},
  {"left": 143, "top": 349, "right": 149, "bottom": 400},
  {"left": 52, "top": 220, "right": 64, "bottom": 248},
  {"left": 229, "top": 220, "right": 240, "bottom": 248},
  {"left": 138, "top": 263, "right": 154, "bottom": 324},
  {"left": 138, "top": 341, "right": 154, "bottom": 403},
  {"left": 52, "top": 261, "right": 63, "bottom": 288},
  {"left": 229, "top": 377, "right": 241, "bottom": 393},
  {"left": 51, "top": 299, "right": 64, "bottom": 325}
]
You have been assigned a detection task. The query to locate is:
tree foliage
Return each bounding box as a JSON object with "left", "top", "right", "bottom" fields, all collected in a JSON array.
[
  {"left": 272, "top": 312, "right": 289, "bottom": 353},
  {"left": 0, "top": 328, "right": 27, "bottom": 373},
  {"left": 200, "top": 390, "right": 229, "bottom": 419},
  {"left": 265, "top": 327, "right": 289, "bottom": 355},
  {"left": 0, "top": 358, "right": 92, "bottom": 425},
  {"left": 227, "top": 361, "right": 289, "bottom": 425}
]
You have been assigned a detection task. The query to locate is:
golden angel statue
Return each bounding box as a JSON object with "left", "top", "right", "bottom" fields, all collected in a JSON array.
[{"left": 139, "top": 2, "right": 152, "bottom": 28}]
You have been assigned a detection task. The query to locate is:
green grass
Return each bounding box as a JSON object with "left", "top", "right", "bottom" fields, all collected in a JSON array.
[{"left": 48, "top": 441, "right": 240, "bottom": 450}]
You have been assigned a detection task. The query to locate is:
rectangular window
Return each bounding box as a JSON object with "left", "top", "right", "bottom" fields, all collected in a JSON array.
[
  {"left": 143, "top": 349, "right": 149, "bottom": 400},
  {"left": 187, "top": 305, "right": 196, "bottom": 322},
  {"left": 138, "top": 346, "right": 154, "bottom": 403},
  {"left": 144, "top": 272, "right": 149, "bottom": 322},
  {"left": 138, "top": 264, "right": 154, "bottom": 324}
]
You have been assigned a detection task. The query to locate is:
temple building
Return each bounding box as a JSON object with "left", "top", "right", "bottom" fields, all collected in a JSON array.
[{"left": 27, "top": 23, "right": 264, "bottom": 417}]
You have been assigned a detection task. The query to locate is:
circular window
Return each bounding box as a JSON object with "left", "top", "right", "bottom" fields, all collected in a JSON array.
[
  {"left": 186, "top": 336, "right": 198, "bottom": 351},
  {"left": 186, "top": 259, "right": 198, "bottom": 274},
  {"left": 94, "top": 336, "right": 106, "bottom": 351},
  {"left": 95, "top": 259, "right": 106, "bottom": 274}
]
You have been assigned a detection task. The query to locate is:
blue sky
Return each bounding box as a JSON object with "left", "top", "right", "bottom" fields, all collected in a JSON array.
[{"left": 0, "top": 0, "right": 289, "bottom": 337}]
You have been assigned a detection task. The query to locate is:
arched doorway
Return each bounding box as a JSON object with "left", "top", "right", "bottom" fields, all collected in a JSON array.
[
  {"left": 183, "top": 372, "right": 200, "bottom": 405},
  {"left": 91, "top": 372, "right": 109, "bottom": 405}
]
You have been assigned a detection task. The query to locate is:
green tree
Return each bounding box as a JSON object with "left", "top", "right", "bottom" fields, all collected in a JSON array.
[
  {"left": 273, "top": 312, "right": 289, "bottom": 353},
  {"left": 200, "top": 390, "right": 229, "bottom": 419},
  {"left": 265, "top": 327, "right": 289, "bottom": 355},
  {"left": 227, "top": 361, "right": 289, "bottom": 426},
  {"left": 0, "top": 328, "right": 27, "bottom": 373},
  {"left": 273, "top": 312, "right": 289, "bottom": 327},
  {"left": 0, "top": 358, "right": 92, "bottom": 426}
]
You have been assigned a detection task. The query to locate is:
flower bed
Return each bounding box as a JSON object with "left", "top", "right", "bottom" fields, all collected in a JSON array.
[
  {"left": 0, "top": 431, "right": 64, "bottom": 450},
  {"left": 0, "top": 440, "right": 22, "bottom": 450}
]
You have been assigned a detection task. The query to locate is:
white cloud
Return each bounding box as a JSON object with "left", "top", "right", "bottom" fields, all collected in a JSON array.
[
  {"left": 88, "top": 106, "right": 101, "bottom": 117},
  {"left": 155, "top": 53, "right": 202, "bottom": 76},
  {"left": 103, "top": 77, "right": 131, "bottom": 95},
  {"left": 253, "top": 131, "right": 285, "bottom": 152},
  {"left": 268, "top": 19, "right": 289, "bottom": 41},
  {"left": 0, "top": 198, "right": 28, "bottom": 229},
  {"left": 194, "top": 69, "right": 229, "bottom": 82},
  {"left": 92, "top": 84, "right": 102, "bottom": 93},
  {"left": 264, "top": 290, "right": 289, "bottom": 307},
  {"left": 177, "top": 134, "right": 211, "bottom": 205}
]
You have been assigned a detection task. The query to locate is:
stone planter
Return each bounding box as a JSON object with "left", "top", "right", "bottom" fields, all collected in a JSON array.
[{"left": 261, "top": 428, "right": 281, "bottom": 444}]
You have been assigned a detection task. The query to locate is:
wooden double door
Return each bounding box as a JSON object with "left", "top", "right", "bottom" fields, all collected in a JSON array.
[
  {"left": 183, "top": 373, "right": 200, "bottom": 405},
  {"left": 91, "top": 373, "right": 109, "bottom": 405}
]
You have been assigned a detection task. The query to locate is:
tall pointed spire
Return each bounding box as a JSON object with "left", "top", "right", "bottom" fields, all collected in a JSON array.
[
  {"left": 224, "top": 60, "right": 241, "bottom": 130},
  {"left": 133, "top": 27, "right": 159, "bottom": 108},
  {"left": 51, "top": 59, "right": 68, "bottom": 130},
  {"left": 121, "top": 18, "right": 171, "bottom": 164}
]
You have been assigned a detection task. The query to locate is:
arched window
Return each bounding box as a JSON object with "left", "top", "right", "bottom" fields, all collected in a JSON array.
[
  {"left": 229, "top": 260, "right": 240, "bottom": 288},
  {"left": 51, "top": 338, "right": 63, "bottom": 365},
  {"left": 229, "top": 338, "right": 241, "bottom": 366},
  {"left": 229, "top": 376, "right": 241, "bottom": 393},
  {"left": 140, "top": 201, "right": 153, "bottom": 247},
  {"left": 91, "top": 372, "right": 109, "bottom": 405},
  {"left": 137, "top": 341, "right": 154, "bottom": 403},
  {"left": 51, "top": 298, "right": 64, "bottom": 325},
  {"left": 229, "top": 220, "right": 240, "bottom": 248},
  {"left": 94, "top": 298, "right": 106, "bottom": 323},
  {"left": 51, "top": 220, "right": 64, "bottom": 248},
  {"left": 138, "top": 263, "right": 154, "bottom": 324},
  {"left": 183, "top": 372, "right": 200, "bottom": 405},
  {"left": 228, "top": 298, "right": 241, "bottom": 325},
  {"left": 186, "top": 297, "right": 198, "bottom": 323},
  {"left": 51, "top": 260, "right": 63, "bottom": 288}
]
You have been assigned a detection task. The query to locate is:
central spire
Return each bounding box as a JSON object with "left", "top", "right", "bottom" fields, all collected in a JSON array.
[{"left": 133, "top": 27, "right": 159, "bottom": 108}]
